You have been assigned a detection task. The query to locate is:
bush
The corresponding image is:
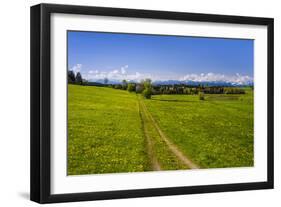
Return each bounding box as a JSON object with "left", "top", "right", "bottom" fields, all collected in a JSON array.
[
  {"left": 199, "top": 92, "right": 205, "bottom": 100},
  {"left": 114, "top": 84, "right": 122, "bottom": 89},
  {"left": 143, "top": 88, "right": 152, "bottom": 99},
  {"left": 224, "top": 87, "right": 245, "bottom": 94},
  {"left": 127, "top": 83, "right": 135, "bottom": 92}
]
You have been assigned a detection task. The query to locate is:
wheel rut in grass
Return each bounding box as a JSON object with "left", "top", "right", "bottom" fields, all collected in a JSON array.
[
  {"left": 138, "top": 97, "right": 162, "bottom": 171},
  {"left": 138, "top": 96, "right": 200, "bottom": 170}
]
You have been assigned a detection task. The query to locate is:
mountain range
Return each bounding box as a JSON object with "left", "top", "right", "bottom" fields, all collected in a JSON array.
[{"left": 88, "top": 79, "right": 253, "bottom": 86}]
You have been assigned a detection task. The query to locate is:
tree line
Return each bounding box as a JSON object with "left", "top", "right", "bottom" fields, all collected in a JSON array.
[
  {"left": 108, "top": 79, "right": 153, "bottom": 99},
  {"left": 68, "top": 70, "right": 84, "bottom": 84},
  {"left": 68, "top": 71, "right": 247, "bottom": 99},
  {"left": 108, "top": 79, "right": 246, "bottom": 99}
]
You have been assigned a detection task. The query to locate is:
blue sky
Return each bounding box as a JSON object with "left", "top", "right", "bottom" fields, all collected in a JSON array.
[{"left": 68, "top": 31, "right": 254, "bottom": 84}]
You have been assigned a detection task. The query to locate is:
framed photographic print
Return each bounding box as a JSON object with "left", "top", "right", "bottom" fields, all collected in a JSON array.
[{"left": 30, "top": 3, "right": 274, "bottom": 203}]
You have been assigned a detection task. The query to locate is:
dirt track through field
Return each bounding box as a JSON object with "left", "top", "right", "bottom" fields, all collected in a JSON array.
[
  {"left": 138, "top": 97, "right": 162, "bottom": 171},
  {"left": 138, "top": 96, "right": 200, "bottom": 170}
]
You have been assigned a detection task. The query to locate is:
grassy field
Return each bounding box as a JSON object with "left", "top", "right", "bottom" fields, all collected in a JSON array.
[
  {"left": 68, "top": 84, "right": 149, "bottom": 175},
  {"left": 144, "top": 88, "right": 254, "bottom": 168},
  {"left": 68, "top": 85, "right": 253, "bottom": 175}
]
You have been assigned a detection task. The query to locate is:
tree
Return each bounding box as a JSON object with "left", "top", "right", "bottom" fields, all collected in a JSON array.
[
  {"left": 127, "top": 83, "right": 135, "bottom": 92},
  {"left": 122, "top": 79, "right": 127, "bottom": 90},
  {"left": 75, "top": 72, "right": 83, "bottom": 84},
  {"left": 68, "top": 70, "right": 75, "bottom": 83},
  {"left": 143, "top": 88, "right": 152, "bottom": 99},
  {"left": 143, "top": 78, "right": 152, "bottom": 89},
  {"left": 114, "top": 84, "right": 122, "bottom": 89},
  {"left": 142, "top": 78, "right": 152, "bottom": 99}
]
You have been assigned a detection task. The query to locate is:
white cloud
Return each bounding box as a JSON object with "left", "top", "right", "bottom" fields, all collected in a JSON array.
[
  {"left": 180, "top": 73, "right": 253, "bottom": 85},
  {"left": 70, "top": 64, "right": 82, "bottom": 74},
  {"left": 85, "top": 65, "right": 152, "bottom": 82},
  {"left": 88, "top": 70, "right": 99, "bottom": 74},
  {"left": 111, "top": 69, "right": 119, "bottom": 74},
  {"left": 121, "top": 65, "right": 128, "bottom": 74},
  {"left": 121, "top": 67, "right": 126, "bottom": 74},
  {"left": 72, "top": 63, "right": 253, "bottom": 85}
]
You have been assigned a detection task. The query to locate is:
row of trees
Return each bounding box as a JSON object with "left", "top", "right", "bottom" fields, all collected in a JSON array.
[
  {"left": 110, "top": 80, "right": 246, "bottom": 99},
  {"left": 68, "top": 70, "right": 84, "bottom": 84},
  {"left": 152, "top": 85, "right": 245, "bottom": 95},
  {"left": 67, "top": 71, "right": 247, "bottom": 99},
  {"left": 109, "top": 79, "right": 153, "bottom": 98}
]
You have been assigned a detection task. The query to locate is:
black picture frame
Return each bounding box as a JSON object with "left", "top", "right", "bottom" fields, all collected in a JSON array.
[{"left": 30, "top": 3, "right": 274, "bottom": 204}]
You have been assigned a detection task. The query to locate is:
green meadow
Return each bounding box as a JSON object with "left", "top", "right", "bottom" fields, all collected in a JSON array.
[
  {"left": 67, "top": 85, "right": 148, "bottom": 175},
  {"left": 67, "top": 85, "right": 253, "bottom": 175},
  {"left": 144, "top": 89, "right": 254, "bottom": 168}
]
